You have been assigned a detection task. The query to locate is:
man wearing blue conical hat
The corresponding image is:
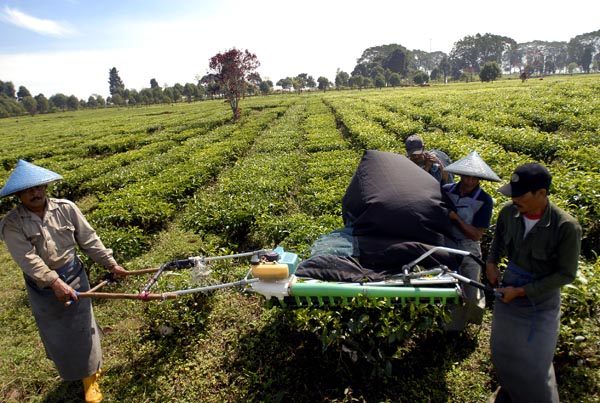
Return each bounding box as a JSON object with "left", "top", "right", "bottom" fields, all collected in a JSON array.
[
  {"left": 441, "top": 151, "right": 501, "bottom": 332},
  {"left": 0, "top": 159, "right": 128, "bottom": 403}
]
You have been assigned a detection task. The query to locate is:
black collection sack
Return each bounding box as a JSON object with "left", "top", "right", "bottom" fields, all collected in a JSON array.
[{"left": 296, "top": 150, "right": 462, "bottom": 281}]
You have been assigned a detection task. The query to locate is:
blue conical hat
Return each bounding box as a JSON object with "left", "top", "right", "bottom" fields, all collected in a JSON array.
[
  {"left": 0, "top": 159, "right": 63, "bottom": 197},
  {"left": 444, "top": 151, "right": 501, "bottom": 182}
]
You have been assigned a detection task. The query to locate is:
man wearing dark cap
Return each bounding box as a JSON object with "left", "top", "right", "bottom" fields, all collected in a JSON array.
[
  {"left": 486, "top": 162, "right": 581, "bottom": 403},
  {"left": 0, "top": 159, "right": 128, "bottom": 403},
  {"left": 404, "top": 135, "right": 453, "bottom": 184}
]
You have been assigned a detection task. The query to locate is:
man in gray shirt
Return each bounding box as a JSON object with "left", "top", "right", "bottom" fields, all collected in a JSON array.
[{"left": 0, "top": 159, "right": 128, "bottom": 403}]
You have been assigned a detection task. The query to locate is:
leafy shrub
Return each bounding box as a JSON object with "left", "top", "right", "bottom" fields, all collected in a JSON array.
[
  {"left": 283, "top": 296, "right": 448, "bottom": 378},
  {"left": 557, "top": 259, "right": 600, "bottom": 369},
  {"left": 96, "top": 226, "right": 151, "bottom": 261}
]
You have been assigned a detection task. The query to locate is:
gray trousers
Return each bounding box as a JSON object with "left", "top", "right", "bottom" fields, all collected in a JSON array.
[
  {"left": 490, "top": 288, "right": 561, "bottom": 403},
  {"left": 25, "top": 257, "right": 103, "bottom": 381}
]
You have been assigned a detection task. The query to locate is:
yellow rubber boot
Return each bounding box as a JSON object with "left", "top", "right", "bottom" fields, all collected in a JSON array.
[{"left": 82, "top": 369, "right": 103, "bottom": 403}]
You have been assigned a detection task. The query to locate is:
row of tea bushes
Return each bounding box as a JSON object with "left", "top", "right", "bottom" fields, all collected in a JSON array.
[
  {"left": 325, "top": 97, "right": 398, "bottom": 151},
  {"left": 182, "top": 101, "right": 307, "bottom": 250},
  {"left": 0, "top": 102, "right": 231, "bottom": 172},
  {"left": 89, "top": 107, "right": 285, "bottom": 235},
  {"left": 273, "top": 98, "right": 359, "bottom": 253}
]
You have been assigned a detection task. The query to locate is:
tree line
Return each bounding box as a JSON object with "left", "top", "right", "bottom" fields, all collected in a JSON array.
[
  {"left": 1, "top": 29, "right": 598, "bottom": 119},
  {"left": 335, "top": 30, "right": 600, "bottom": 88}
]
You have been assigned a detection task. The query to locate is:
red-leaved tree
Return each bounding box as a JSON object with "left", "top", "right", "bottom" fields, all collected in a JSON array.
[{"left": 209, "top": 48, "right": 260, "bottom": 120}]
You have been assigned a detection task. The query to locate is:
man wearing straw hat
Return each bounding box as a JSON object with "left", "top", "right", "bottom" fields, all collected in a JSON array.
[
  {"left": 441, "top": 151, "right": 501, "bottom": 332},
  {"left": 0, "top": 159, "right": 128, "bottom": 403}
]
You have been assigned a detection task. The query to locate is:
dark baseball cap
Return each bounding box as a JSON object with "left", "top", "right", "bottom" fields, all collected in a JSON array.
[
  {"left": 498, "top": 163, "right": 552, "bottom": 197},
  {"left": 405, "top": 135, "right": 424, "bottom": 155}
]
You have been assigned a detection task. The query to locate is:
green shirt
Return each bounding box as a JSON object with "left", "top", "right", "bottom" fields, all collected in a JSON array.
[{"left": 486, "top": 200, "right": 581, "bottom": 298}]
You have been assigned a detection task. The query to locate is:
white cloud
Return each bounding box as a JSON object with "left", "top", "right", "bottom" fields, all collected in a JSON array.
[{"left": 2, "top": 6, "right": 76, "bottom": 37}]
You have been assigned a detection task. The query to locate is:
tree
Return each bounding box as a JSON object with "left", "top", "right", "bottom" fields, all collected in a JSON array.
[
  {"left": 450, "top": 33, "right": 516, "bottom": 74},
  {"left": 479, "top": 61, "right": 501, "bottom": 82},
  {"left": 111, "top": 93, "right": 124, "bottom": 106},
  {"left": 388, "top": 72, "right": 402, "bottom": 86},
  {"left": 127, "top": 90, "right": 139, "bottom": 106},
  {"left": 317, "top": 76, "right": 330, "bottom": 92},
  {"left": 335, "top": 70, "right": 349, "bottom": 89},
  {"left": 503, "top": 43, "right": 523, "bottom": 74},
  {"left": 49, "top": 93, "right": 68, "bottom": 111},
  {"left": 567, "top": 62, "right": 579, "bottom": 74},
  {"left": 22, "top": 96, "right": 37, "bottom": 115},
  {"left": 413, "top": 71, "right": 429, "bottom": 85},
  {"left": 0, "top": 80, "right": 16, "bottom": 98},
  {"left": 208, "top": 48, "right": 260, "bottom": 120},
  {"left": 66, "top": 95, "right": 79, "bottom": 110},
  {"left": 87, "top": 96, "right": 98, "bottom": 108},
  {"left": 545, "top": 59, "right": 557, "bottom": 74},
  {"left": 17, "top": 86, "right": 31, "bottom": 101},
  {"left": 259, "top": 80, "right": 273, "bottom": 95},
  {"left": 439, "top": 56, "right": 451, "bottom": 83},
  {"left": 35, "top": 94, "right": 49, "bottom": 114},
  {"left": 182, "top": 83, "right": 197, "bottom": 102},
  {"left": 383, "top": 48, "right": 409, "bottom": 75},
  {"left": 163, "top": 87, "right": 174, "bottom": 103},
  {"left": 348, "top": 74, "right": 365, "bottom": 89},
  {"left": 276, "top": 77, "right": 293, "bottom": 91},
  {"left": 581, "top": 45, "right": 594, "bottom": 73},
  {"left": 0, "top": 96, "right": 24, "bottom": 117},
  {"left": 353, "top": 44, "right": 410, "bottom": 80},
  {"left": 172, "top": 84, "right": 183, "bottom": 102},
  {"left": 292, "top": 77, "right": 304, "bottom": 93},
  {"left": 139, "top": 89, "right": 153, "bottom": 105},
  {"left": 108, "top": 67, "right": 125, "bottom": 98},
  {"left": 413, "top": 50, "right": 446, "bottom": 74},
  {"left": 370, "top": 65, "right": 385, "bottom": 81},
  {"left": 195, "top": 84, "right": 206, "bottom": 101},
  {"left": 198, "top": 74, "right": 220, "bottom": 99},
  {"left": 95, "top": 95, "right": 106, "bottom": 108},
  {"left": 294, "top": 74, "right": 308, "bottom": 91},
  {"left": 510, "top": 41, "right": 567, "bottom": 75}
]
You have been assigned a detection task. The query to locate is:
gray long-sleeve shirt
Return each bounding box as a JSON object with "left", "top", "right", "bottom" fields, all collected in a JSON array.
[
  {"left": 486, "top": 200, "right": 582, "bottom": 298},
  {"left": 0, "top": 197, "right": 117, "bottom": 288}
]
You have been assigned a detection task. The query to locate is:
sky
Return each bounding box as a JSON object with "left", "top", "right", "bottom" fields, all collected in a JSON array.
[{"left": 1, "top": 0, "right": 599, "bottom": 99}]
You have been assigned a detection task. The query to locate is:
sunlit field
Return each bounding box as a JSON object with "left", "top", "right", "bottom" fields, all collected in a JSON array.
[{"left": 1, "top": 74, "right": 598, "bottom": 402}]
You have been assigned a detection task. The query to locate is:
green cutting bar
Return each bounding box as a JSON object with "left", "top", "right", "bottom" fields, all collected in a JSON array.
[{"left": 289, "top": 282, "right": 459, "bottom": 306}]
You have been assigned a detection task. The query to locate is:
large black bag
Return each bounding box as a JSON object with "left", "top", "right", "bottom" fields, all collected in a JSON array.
[
  {"left": 342, "top": 149, "right": 455, "bottom": 246},
  {"left": 296, "top": 150, "right": 461, "bottom": 282}
]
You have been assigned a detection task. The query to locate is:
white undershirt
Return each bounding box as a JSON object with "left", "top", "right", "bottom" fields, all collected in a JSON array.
[{"left": 523, "top": 216, "right": 540, "bottom": 238}]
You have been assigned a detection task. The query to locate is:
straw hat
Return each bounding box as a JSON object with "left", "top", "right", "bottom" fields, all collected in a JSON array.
[
  {"left": 0, "top": 159, "right": 63, "bottom": 197},
  {"left": 444, "top": 151, "right": 501, "bottom": 182}
]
